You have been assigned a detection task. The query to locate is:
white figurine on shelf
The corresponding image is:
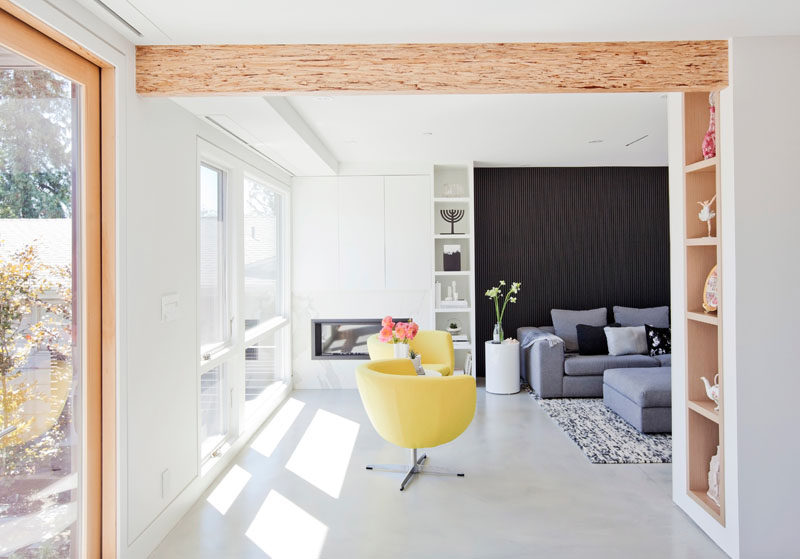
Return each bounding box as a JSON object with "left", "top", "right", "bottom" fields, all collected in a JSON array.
[
  {"left": 707, "top": 445, "right": 721, "bottom": 506},
  {"left": 698, "top": 194, "right": 717, "bottom": 237},
  {"left": 446, "top": 285, "right": 453, "bottom": 301},
  {"left": 451, "top": 280, "right": 459, "bottom": 301}
]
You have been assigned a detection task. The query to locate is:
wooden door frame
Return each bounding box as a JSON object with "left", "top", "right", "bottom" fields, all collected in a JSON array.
[{"left": 0, "top": 6, "right": 116, "bottom": 558}]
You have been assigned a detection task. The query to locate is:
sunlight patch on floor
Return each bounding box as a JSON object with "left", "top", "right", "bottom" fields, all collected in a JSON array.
[
  {"left": 250, "top": 397, "right": 305, "bottom": 458},
  {"left": 206, "top": 464, "right": 252, "bottom": 515},
  {"left": 245, "top": 490, "right": 328, "bottom": 559},
  {"left": 286, "top": 408, "right": 360, "bottom": 498}
]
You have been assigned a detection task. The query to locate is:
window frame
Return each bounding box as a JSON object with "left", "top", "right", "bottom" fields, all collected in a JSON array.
[
  {"left": 239, "top": 168, "right": 291, "bottom": 428},
  {"left": 241, "top": 170, "right": 290, "bottom": 341},
  {"left": 198, "top": 156, "right": 233, "bottom": 360},
  {"left": 0, "top": 8, "right": 114, "bottom": 556},
  {"left": 196, "top": 138, "right": 292, "bottom": 466},
  {"left": 197, "top": 141, "right": 237, "bottom": 463}
]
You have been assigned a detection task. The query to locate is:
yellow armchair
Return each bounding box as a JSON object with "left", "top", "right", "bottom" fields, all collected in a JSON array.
[
  {"left": 356, "top": 358, "right": 476, "bottom": 490},
  {"left": 366, "top": 330, "right": 455, "bottom": 376}
]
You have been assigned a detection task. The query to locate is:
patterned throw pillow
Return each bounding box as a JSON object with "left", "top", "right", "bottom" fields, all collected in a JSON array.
[{"left": 645, "top": 325, "right": 671, "bottom": 356}]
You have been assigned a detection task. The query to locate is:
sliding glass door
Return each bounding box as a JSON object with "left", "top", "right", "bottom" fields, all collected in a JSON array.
[{"left": 0, "top": 13, "right": 101, "bottom": 558}]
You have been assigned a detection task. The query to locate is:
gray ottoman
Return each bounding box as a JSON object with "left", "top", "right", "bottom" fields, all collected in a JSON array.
[{"left": 603, "top": 367, "right": 672, "bottom": 433}]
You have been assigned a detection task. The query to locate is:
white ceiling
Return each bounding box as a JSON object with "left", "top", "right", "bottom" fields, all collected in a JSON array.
[
  {"left": 173, "top": 93, "right": 667, "bottom": 174},
  {"left": 87, "top": 0, "right": 800, "bottom": 44},
  {"left": 173, "top": 96, "right": 338, "bottom": 175},
  {"left": 288, "top": 93, "right": 668, "bottom": 168}
]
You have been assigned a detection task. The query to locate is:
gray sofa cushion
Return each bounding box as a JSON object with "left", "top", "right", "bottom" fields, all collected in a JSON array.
[
  {"left": 551, "top": 308, "right": 607, "bottom": 352},
  {"left": 603, "top": 367, "right": 672, "bottom": 407},
  {"left": 613, "top": 305, "right": 670, "bottom": 328},
  {"left": 605, "top": 326, "right": 648, "bottom": 356},
  {"left": 563, "top": 354, "right": 658, "bottom": 376},
  {"left": 655, "top": 354, "right": 672, "bottom": 367}
]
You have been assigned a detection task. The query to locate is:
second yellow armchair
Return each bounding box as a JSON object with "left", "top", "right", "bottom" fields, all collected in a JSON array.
[{"left": 366, "top": 330, "right": 455, "bottom": 376}]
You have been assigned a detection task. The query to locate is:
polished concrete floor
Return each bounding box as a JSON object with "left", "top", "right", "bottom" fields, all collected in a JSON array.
[{"left": 151, "top": 386, "right": 726, "bottom": 559}]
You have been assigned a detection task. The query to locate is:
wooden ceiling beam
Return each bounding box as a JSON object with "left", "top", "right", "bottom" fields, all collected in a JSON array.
[{"left": 136, "top": 40, "right": 728, "bottom": 96}]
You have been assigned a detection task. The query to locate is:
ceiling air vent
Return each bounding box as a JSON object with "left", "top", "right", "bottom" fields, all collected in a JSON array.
[
  {"left": 204, "top": 115, "right": 293, "bottom": 176},
  {"left": 91, "top": 0, "right": 143, "bottom": 37}
]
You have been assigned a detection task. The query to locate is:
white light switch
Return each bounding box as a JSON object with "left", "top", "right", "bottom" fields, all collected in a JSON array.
[{"left": 161, "top": 293, "right": 179, "bottom": 322}]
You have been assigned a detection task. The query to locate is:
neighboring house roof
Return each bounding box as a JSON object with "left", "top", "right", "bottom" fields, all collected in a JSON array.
[{"left": 0, "top": 218, "right": 71, "bottom": 269}]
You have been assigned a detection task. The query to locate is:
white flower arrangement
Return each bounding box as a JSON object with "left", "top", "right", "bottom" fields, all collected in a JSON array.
[{"left": 485, "top": 280, "right": 522, "bottom": 342}]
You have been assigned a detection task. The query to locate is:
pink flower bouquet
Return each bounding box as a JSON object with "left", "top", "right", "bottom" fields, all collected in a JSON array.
[{"left": 378, "top": 316, "right": 419, "bottom": 344}]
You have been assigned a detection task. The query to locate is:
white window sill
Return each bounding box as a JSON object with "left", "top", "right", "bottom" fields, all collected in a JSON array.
[{"left": 243, "top": 316, "right": 289, "bottom": 345}]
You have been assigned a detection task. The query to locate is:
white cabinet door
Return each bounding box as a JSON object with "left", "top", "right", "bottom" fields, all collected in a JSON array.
[
  {"left": 292, "top": 177, "right": 339, "bottom": 291},
  {"left": 385, "top": 175, "right": 432, "bottom": 290},
  {"left": 338, "top": 176, "right": 385, "bottom": 289}
]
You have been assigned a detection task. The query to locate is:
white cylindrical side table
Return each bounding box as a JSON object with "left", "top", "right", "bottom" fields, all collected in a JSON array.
[{"left": 484, "top": 341, "right": 520, "bottom": 394}]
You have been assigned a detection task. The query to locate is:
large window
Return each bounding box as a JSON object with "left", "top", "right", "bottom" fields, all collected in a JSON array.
[
  {"left": 199, "top": 163, "right": 229, "bottom": 356},
  {"left": 243, "top": 176, "right": 283, "bottom": 332},
  {"left": 0, "top": 34, "right": 101, "bottom": 557},
  {"left": 197, "top": 146, "right": 291, "bottom": 465}
]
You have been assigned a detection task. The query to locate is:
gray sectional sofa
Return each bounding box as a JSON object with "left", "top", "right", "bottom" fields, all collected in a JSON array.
[
  {"left": 518, "top": 305, "right": 673, "bottom": 433},
  {"left": 518, "top": 325, "right": 671, "bottom": 398}
]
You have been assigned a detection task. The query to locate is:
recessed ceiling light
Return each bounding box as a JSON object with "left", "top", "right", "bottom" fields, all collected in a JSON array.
[
  {"left": 343, "top": 139, "right": 358, "bottom": 144},
  {"left": 626, "top": 134, "right": 649, "bottom": 147},
  {"left": 422, "top": 132, "right": 433, "bottom": 136},
  {"left": 588, "top": 139, "right": 603, "bottom": 144},
  {"left": 314, "top": 96, "right": 334, "bottom": 101}
]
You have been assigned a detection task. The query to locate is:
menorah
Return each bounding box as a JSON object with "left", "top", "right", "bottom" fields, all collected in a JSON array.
[{"left": 440, "top": 209, "right": 465, "bottom": 235}]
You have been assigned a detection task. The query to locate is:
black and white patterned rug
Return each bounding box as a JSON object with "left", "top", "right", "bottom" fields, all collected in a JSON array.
[{"left": 529, "top": 388, "right": 672, "bottom": 464}]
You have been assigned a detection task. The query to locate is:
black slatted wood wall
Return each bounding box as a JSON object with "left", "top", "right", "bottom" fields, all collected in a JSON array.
[{"left": 474, "top": 167, "right": 669, "bottom": 376}]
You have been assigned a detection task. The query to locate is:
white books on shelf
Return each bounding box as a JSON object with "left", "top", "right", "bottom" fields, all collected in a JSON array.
[
  {"left": 452, "top": 334, "right": 469, "bottom": 342},
  {"left": 439, "top": 299, "right": 468, "bottom": 308}
]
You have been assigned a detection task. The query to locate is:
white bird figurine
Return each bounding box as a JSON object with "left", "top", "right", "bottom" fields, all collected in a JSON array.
[
  {"left": 698, "top": 194, "right": 717, "bottom": 237},
  {"left": 700, "top": 374, "right": 721, "bottom": 411}
]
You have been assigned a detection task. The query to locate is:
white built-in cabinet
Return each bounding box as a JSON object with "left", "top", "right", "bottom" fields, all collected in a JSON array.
[
  {"left": 293, "top": 175, "right": 432, "bottom": 292},
  {"left": 385, "top": 176, "right": 432, "bottom": 290},
  {"left": 292, "top": 177, "right": 339, "bottom": 291},
  {"left": 338, "top": 176, "right": 385, "bottom": 289}
]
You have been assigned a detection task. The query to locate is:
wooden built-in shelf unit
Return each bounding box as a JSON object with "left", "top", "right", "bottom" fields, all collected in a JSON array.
[{"left": 683, "top": 91, "right": 725, "bottom": 525}]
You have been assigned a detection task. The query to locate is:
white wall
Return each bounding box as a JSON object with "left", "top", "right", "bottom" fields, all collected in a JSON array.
[
  {"left": 292, "top": 174, "right": 432, "bottom": 388},
  {"left": 727, "top": 35, "right": 800, "bottom": 558},
  {"left": 671, "top": 35, "right": 800, "bottom": 559},
  {"left": 124, "top": 96, "right": 290, "bottom": 556},
  {"left": 7, "top": 2, "right": 291, "bottom": 557}
]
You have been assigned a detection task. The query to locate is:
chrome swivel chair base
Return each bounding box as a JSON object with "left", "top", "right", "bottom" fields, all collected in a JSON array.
[{"left": 366, "top": 448, "right": 465, "bottom": 491}]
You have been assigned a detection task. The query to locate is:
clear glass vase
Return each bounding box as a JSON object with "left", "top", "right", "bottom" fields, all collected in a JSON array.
[{"left": 492, "top": 323, "right": 504, "bottom": 344}]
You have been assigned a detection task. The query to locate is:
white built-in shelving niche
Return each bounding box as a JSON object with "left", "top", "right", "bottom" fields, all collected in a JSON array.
[{"left": 432, "top": 164, "right": 476, "bottom": 373}]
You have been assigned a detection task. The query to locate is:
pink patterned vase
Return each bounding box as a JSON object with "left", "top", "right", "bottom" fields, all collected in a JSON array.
[{"left": 702, "top": 96, "right": 716, "bottom": 160}]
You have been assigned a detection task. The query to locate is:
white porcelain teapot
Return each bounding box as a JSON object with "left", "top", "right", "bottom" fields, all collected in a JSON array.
[{"left": 700, "top": 374, "right": 721, "bottom": 411}]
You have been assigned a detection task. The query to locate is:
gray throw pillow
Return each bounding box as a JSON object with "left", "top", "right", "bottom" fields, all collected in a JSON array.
[
  {"left": 605, "top": 326, "right": 648, "bottom": 356},
  {"left": 613, "top": 305, "right": 670, "bottom": 328},
  {"left": 551, "top": 308, "right": 607, "bottom": 352}
]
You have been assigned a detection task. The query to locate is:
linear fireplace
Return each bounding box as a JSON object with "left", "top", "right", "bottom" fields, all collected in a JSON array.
[{"left": 311, "top": 318, "right": 409, "bottom": 360}]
